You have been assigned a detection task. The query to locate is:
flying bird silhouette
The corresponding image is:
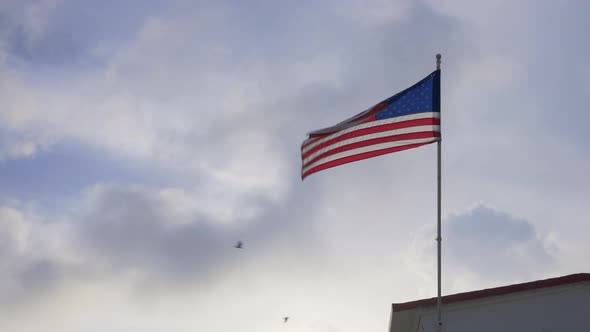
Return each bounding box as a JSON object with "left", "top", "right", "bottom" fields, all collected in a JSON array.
[
  {"left": 234, "top": 241, "right": 243, "bottom": 249},
  {"left": 283, "top": 317, "right": 289, "bottom": 323}
]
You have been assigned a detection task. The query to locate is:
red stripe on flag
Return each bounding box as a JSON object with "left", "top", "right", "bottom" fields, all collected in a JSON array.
[
  {"left": 345, "top": 103, "right": 386, "bottom": 124},
  {"left": 303, "top": 131, "right": 440, "bottom": 169},
  {"left": 302, "top": 118, "right": 440, "bottom": 159},
  {"left": 302, "top": 141, "right": 436, "bottom": 179},
  {"left": 307, "top": 103, "right": 386, "bottom": 138}
]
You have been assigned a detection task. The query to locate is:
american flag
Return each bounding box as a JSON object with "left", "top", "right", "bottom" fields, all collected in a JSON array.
[{"left": 301, "top": 70, "right": 440, "bottom": 179}]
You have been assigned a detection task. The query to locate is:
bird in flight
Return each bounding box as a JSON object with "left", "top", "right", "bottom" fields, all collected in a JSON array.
[
  {"left": 234, "top": 241, "right": 243, "bottom": 249},
  {"left": 283, "top": 317, "right": 289, "bottom": 323}
]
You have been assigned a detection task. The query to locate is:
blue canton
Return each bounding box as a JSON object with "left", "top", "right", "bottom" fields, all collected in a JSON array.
[{"left": 375, "top": 73, "right": 436, "bottom": 120}]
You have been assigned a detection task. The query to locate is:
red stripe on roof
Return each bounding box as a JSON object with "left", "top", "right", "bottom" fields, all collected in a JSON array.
[{"left": 392, "top": 273, "right": 590, "bottom": 312}]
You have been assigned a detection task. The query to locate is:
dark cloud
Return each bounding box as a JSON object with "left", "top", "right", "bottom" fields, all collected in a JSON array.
[
  {"left": 75, "top": 185, "right": 242, "bottom": 283},
  {"left": 16, "top": 259, "right": 62, "bottom": 293},
  {"left": 0, "top": 177, "right": 325, "bottom": 312},
  {"left": 74, "top": 181, "right": 324, "bottom": 286},
  {"left": 0, "top": 208, "right": 66, "bottom": 309},
  {"left": 444, "top": 204, "right": 555, "bottom": 280}
]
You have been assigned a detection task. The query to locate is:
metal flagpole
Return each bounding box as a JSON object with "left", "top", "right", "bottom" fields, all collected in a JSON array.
[{"left": 436, "top": 53, "right": 442, "bottom": 332}]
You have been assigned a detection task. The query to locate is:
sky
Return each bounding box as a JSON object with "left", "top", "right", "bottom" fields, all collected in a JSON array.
[{"left": 0, "top": 1, "right": 589, "bottom": 331}]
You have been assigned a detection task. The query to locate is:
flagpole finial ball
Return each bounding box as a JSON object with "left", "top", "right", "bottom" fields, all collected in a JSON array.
[
  {"left": 436, "top": 54, "right": 441, "bottom": 60},
  {"left": 436, "top": 54, "right": 441, "bottom": 69}
]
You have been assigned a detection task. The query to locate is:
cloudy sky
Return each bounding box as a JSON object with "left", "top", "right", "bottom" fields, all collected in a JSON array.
[{"left": 0, "top": 0, "right": 589, "bottom": 331}]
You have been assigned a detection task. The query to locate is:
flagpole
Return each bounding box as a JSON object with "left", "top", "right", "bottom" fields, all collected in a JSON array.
[{"left": 435, "top": 53, "right": 442, "bottom": 332}]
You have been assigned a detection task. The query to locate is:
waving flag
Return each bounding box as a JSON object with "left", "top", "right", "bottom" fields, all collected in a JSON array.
[{"left": 301, "top": 70, "right": 441, "bottom": 179}]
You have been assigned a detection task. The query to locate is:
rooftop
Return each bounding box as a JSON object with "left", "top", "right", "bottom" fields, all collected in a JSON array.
[{"left": 392, "top": 273, "right": 590, "bottom": 312}]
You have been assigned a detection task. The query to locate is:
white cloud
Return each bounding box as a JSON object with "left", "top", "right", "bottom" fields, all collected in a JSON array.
[{"left": 0, "top": 4, "right": 353, "bottom": 207}]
